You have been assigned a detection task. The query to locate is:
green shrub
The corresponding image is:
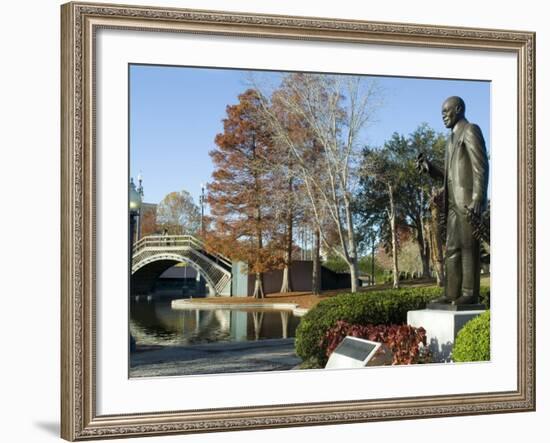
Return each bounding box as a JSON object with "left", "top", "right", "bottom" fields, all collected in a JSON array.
[
  {"left": 296, "top": 285, "right": 491, "bottom": 366},
  {"left": 297, "top": 357, "right": 321, "bottom": 370},
  {"left": 479, "top": 286, "right": 490, "bottom": 309},
  {"left": 295, "top": 286, "right": 441, "bottom": 365},
  {"left": 452, "top": 311, "right": 490, "bottom": 362}
]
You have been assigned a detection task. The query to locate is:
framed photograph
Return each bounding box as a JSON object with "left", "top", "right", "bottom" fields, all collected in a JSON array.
[{"left": 61, "top": 1, "right": 535, "bottom": 440}]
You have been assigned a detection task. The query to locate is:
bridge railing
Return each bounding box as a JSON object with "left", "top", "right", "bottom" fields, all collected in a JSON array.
[
  {"left": 133, "top": 235, "right": 232, "bottom": 268},
  {"left": 133, "top": 235, "right": 202, "bottom": 251}
]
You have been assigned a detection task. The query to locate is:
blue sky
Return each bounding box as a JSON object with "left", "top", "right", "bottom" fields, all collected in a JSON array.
[{"left": 129, "top": 64, "right": 490, "bottom": 205}]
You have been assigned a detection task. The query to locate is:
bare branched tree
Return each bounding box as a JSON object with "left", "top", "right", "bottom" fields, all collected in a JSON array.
[
  {"left": 156, "top": 190, "right": 201, "bottom": 235},
  {"left": 254, "top": 73, "right": 381, "bottom": 293}
]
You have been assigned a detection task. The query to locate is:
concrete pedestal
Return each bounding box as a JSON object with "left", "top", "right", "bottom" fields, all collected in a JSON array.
[{"left": 407, "top": 309, "right": 485, "bottom": 362}]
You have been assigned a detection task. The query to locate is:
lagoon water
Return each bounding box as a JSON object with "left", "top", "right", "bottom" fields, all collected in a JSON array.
[{"left": 130, "top": 297, "right": 301, "bottom": 347}]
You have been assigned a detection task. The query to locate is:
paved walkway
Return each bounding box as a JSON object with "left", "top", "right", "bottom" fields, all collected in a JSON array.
[{"left": 130, "top": 338, "right": 301, "bottom": 377}]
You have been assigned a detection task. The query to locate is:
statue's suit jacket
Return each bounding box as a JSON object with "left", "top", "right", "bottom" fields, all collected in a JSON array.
[{"left": 432, "top": 118, "right": 489, "bottom": 218}]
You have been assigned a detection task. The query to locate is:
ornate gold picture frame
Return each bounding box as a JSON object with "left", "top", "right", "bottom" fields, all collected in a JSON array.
[{"left": 61, "top": 1, "right": 535, "bottom": 440}]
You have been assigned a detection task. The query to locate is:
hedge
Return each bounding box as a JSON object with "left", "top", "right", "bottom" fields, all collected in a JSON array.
[
  {"left": 452, "top": 310, "right": 491, "bottom": 362},
  {"left": 295, "top": 285, "right": 490, "bottom": 366}
]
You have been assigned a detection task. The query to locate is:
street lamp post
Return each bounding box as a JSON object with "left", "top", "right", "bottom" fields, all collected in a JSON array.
[
  {"left": 129, "top": 177, "right": 142, "bottom": 257},
  {"left": 136, "top": 172, "right": 144, "bottom": 240},
  {"left": 199, "top": 183, "right": 205, "bottom": 236},
  {"left": 129, "top": 178, "right": 142, "bottom": 352}
]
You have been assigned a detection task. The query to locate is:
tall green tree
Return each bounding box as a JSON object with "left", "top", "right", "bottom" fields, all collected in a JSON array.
[
  {"left": 401, "top": 124, "right": 446, "bottom": 277},
  {"left": 360, "top": 135, "right": 409, "bottom": 288},
  {"left": 357, "top": 124, "right": 446, "bottom": 285}
]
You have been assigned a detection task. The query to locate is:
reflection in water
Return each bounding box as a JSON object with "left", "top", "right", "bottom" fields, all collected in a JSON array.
[
  {"left": 281, "top": 311, "right": 289, "bottom": 339},
  {"left": 251, "top": 311, "right": 264, "bottom": 341},
  {"left": 130, "top": 298, "right": 301, "bottom": 347}
]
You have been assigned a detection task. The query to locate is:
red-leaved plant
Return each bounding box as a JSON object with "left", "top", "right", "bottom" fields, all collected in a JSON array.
[{"left": 321, "top": 321, "right": 431, "bottom": 365}]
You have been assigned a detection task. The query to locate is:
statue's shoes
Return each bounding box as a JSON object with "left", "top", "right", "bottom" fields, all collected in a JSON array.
[
  {"left": 430, "top": 295, "right": 455, "bottom": 304},
  {"left": 452, "top": 294, "right": 478, "bottom": 305}
]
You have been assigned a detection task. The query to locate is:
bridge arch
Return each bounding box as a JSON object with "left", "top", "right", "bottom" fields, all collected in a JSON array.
[
  {"left": 132, "top": 253, "right": 218, "bottom": 297},
  {"left": 131, "top": 235, "right": 232, "bottom": 296}
]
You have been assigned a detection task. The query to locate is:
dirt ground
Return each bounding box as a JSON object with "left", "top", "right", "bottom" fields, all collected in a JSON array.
[{"left": 186, "top": 277, "right": 450, "bottom": 309}]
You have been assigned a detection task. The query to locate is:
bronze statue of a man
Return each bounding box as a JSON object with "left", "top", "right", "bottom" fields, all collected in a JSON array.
[{"left": 418, "top": 96, "right": 489, "bottom": 305}]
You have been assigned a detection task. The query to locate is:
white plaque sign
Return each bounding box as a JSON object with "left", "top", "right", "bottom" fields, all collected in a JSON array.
[{"left": 325, "top": 336, "right": 381, "bottom": 369}]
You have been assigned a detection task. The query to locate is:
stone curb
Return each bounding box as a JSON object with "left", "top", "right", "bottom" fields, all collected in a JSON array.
[{"left": 171, "top": 299, "right": 309, "bottom": 318}]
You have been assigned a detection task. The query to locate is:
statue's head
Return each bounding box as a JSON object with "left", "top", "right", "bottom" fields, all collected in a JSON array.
[{"left": 441, "top": 96, "right": 465, "bottom": 129}]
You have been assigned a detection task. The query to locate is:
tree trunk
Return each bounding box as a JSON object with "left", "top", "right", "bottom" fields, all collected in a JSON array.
[
  {"left": 428, "top": 192, "right": 445, "bottom": 287},
  {"left": 280, "top": 266, "right": 291, "bottom": 293},
  {"left": 371, "top": 234, "right": 376, "bottom": 286},
  {"left": 388, "top": 184, "right": 400, "bottom": 289},
  {"left": 279, "top": 192, "right": 294, "bottom": 293},
  {"left": 343, "top": 192, "right": 360, "bottom": 293},
  {"left": 390, "top": 217, "right": 399, "bottom": 289},
  {"left": 421, "top": 228, "right": 431, "bottom": 279},
  {"left": 253, "top": 272, "right": 265, "bottom": 299},
  {"left": 415, "top": 220, "right": 431, "bottom": 278},
  {"left": 312, "top": 228, "right": 321, "bottom": 295},
  {"left": 349, "top": 259, "right": 359, "bottom": 293},
  {"left": 252, "top": 136, "right": 266, "bottom": 299},
  {"left": 418, "top": 192, "right": 431, "bottom": 278}
]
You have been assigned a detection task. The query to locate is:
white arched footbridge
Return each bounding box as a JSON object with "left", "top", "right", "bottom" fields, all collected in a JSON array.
[{"left": 132, "top": 235, "right": 232, "bottom": 296}]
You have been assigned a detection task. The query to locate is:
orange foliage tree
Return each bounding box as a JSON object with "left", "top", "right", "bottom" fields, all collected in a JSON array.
[
  {"left": 206, "top": 89, "right": 283, "bottom": 298},
  {"left": 140, "top": 207, "right": 158, "bottom": 237}
]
